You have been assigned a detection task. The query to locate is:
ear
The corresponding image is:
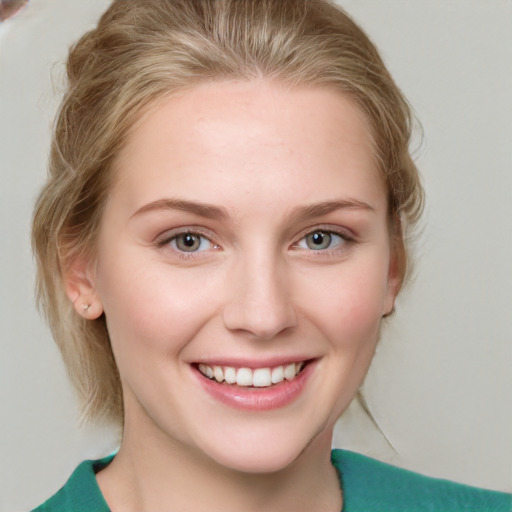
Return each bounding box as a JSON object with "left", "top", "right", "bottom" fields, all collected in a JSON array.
[
  {"left": 383, "top": 248, "right": 401, "bottom": 317},
  {"left": 383, "top": 218, "right": 405, "bottom": 317},
  {"left": 63, "top": 255, "right": 104, "bottom": 320}
]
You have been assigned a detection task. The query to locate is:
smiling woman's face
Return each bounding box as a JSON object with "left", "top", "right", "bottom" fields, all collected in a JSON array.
[{"left": 77, "top": 80, "right": 399, "bottom": 473}]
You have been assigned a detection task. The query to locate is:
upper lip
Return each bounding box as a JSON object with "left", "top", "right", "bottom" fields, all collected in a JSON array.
[{"left": 191, "top": 356, "right": 317, "bottom": 369}]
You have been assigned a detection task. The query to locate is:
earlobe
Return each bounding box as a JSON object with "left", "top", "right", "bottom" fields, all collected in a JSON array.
[{"left": 64, "top": 256, "right": 104, "bottom": 319}]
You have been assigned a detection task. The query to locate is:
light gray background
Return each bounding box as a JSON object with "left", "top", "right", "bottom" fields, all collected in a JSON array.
[{"left": 1, "top": 1, "right": 511, "bottom": 510}]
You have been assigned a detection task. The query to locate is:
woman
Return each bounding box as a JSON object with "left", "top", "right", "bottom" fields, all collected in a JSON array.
[{"left": 31, "top": 0, "right": 511, "bottom": 510}]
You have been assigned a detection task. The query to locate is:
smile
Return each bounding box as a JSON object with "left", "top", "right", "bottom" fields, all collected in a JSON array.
[{"left": 197, "top": 362, "right": 306, "bottom": 388}]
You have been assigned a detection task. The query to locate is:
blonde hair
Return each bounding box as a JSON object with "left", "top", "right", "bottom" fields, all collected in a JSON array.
[{"left": 32, "top": 0, "right": 424, "bottom": 424}]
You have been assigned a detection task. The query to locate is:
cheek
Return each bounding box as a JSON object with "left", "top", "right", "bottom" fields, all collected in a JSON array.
[
  {"left": 95, "top": 253, "right": 220, "bottom": 357},
  {"left": 300, "top": 257, "right": 390, "bottom": 341}
]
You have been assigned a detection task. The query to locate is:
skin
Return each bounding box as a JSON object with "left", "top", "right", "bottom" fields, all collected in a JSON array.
[{"left": 67, "top": 79, "right": 400, "bottom": 512}]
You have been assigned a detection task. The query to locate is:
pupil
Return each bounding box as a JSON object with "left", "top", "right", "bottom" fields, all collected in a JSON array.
[
  {"left": 176, "top": 233, "right": 200, "bottom": 252},
  {"left": 307, "top": 231, "right": 331, "bottom": 250},
  {"left": 183, "top": 235, "right": 196, "bottom": 247},
  {"left": 312, "top": 233, "right": 324, "bottom": 245}
]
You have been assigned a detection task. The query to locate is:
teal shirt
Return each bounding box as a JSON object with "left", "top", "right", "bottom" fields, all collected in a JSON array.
[{"left": 33, "top": 449, "right": 511, "bottom": 511}]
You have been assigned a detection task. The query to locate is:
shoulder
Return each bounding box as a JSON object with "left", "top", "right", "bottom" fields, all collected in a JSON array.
[
  {"left": 331, "top": 449, "right": 511, "bottom": 512},
  {"left": 31, "top": 456, "right": 113, "bottom": 512}
]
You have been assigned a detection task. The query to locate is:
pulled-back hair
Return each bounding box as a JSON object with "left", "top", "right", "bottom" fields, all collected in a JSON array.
[{"left": 32, "top": 0, "right": 423, "bottom": 424}]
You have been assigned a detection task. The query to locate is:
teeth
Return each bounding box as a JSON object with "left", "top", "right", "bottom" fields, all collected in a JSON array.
[
  {"left": 271, "top": 365, "right": 284, "bottom": 384},
  {"left": 253, "top": 368, "right": 271, "bottom": 387},
  {"left": 213, "top": 366, "right": 224, "bottom": 383},
  {"left": 236, "top": 368, "right": 253, "bottom": 386},
  {"left": 199, "top": 363, "right": 214, "bottom": 379},
  {"left": 224, "top": 366, "right": 237, "bottom": 384},
  {"left": 198, "top": 362, "right": 305, "bottom": 387},
  {"left": 284, "top": 363, "right": 296, "bottom": 381}
]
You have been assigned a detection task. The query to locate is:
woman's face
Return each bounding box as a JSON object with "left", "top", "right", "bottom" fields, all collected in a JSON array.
[{"left": 85, "top": 80, "right": 399, "bottom": 472}]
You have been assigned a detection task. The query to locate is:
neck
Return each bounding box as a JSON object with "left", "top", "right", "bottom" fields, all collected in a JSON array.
[{"left": 96, "top": 418, "right": 342, "bottom": 512}]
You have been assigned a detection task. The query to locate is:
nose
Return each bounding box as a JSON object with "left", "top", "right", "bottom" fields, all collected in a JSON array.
[{"left": 222, "top": 254, "right": 297, "bottom": 340}]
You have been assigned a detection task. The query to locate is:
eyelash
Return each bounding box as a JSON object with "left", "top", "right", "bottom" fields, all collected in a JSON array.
[
  {"left": 292, "top": 226, "right": 355, "bottom": 254},
  {"left": 156, "top": 225, "right": 355, "bottom": 259},
  {"left": 156, "top": 228, "right": 219, "bottom": 260}
]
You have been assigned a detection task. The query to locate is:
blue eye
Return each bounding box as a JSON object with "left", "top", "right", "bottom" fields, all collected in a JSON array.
[
  {"left": 298, "top": 230, "right": 344, "bottom": 251},
  {"left": 170, "top": 233, "right": 212, "bottom": 253}
]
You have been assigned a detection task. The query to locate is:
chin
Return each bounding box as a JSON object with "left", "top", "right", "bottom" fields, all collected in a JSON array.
[
  {"left": 197, "top": 423, "right": 330, "bottom": 475},
  {"left": 211, "top": 447, "right": 303, "bottom": 475}
]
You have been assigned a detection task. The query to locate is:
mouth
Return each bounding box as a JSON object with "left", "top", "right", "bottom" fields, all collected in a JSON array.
[
  {"left": 193, "top": 359, "right": 315, "bottom": 410},
  {"left": 195, "top": 360, "right": 309, "bottom": 388}
]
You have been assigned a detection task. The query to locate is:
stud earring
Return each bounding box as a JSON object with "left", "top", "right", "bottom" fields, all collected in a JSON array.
[{"left": 82, "top": 304, "right": 91, "bottom": 312}]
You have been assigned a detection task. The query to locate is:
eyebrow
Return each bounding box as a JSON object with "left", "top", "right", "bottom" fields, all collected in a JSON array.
[
  {"left": 132, "top": 197, "right": 374, "bottom": 223},
  {"left": 290, "top": 199, "right": 375, "bottom": 223},
  {"left": 131, "top": 198, "right": 229, "bottom": 220}
]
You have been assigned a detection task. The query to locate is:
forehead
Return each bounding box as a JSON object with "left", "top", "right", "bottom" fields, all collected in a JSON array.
[{"left": 110, "top": 79, "right": 386, "bottom": 216}]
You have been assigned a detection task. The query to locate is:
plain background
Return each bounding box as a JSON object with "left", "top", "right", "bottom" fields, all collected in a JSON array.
[{"left": 1, "top": 0, "right": 511, "bottom": 509}]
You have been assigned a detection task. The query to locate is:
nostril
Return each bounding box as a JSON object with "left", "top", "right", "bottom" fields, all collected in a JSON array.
[{"left": 223, "top": 300, "right": 297, "bottom": 341}]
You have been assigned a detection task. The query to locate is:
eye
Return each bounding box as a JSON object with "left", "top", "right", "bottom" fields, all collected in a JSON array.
[
  {"left": 169, "top": 232, "right": 213, "bottom": 253},
  {"left": 297, "top": 230, "right": 345, "bottom": 251}
]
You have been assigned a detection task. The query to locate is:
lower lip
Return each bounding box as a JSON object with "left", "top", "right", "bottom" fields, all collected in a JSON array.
[{"left": 194, "top": 362, "right": 315, "bottom": 411}]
